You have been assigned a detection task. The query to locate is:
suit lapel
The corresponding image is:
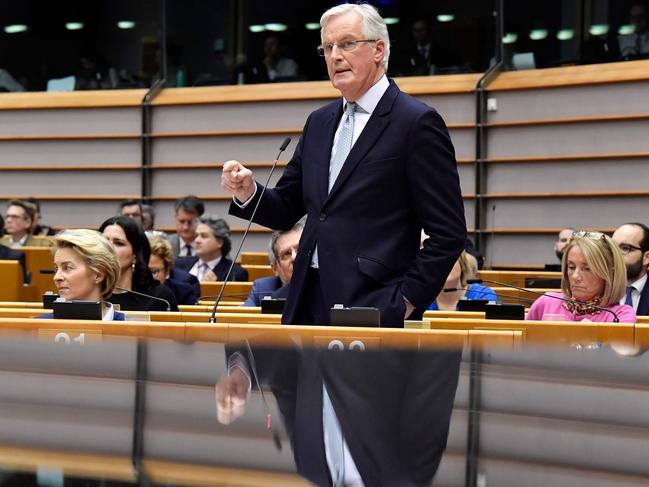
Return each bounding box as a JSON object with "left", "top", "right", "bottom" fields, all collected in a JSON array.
[{"left": 325, "top": 82, "right": 399, "bottom": 204}]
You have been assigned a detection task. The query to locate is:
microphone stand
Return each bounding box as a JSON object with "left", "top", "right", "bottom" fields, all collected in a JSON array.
[{"left": 209, "top": 137, "right": 291, "bottom": 323}]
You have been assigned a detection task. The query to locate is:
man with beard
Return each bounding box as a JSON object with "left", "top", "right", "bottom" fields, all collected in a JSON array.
[
  {"left": 612, "top": 223, "right": 649, "bottom": 315},
  {"left": 554, "top": 228, "right": 574, "bottom": 262}
]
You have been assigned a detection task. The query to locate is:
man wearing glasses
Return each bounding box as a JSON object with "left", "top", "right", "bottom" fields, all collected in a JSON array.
[
  {"left": 219, "top": 4, "right": 465, "bottom": 486},
  {"left": 222, "top": 3, "right": 465, "bottom": 327},
  {"left": 0, "top": 200, "right": 51, "bottom": 248},
  {"left": 612, "top": 222, "right": 649, "bottom": 315}
]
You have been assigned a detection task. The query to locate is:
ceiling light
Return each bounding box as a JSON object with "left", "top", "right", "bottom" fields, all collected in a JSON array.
[
  {"left": 589, "top": 24, "right": 609, "bottom": 36},
  {"left": 249, "top": 25, "right": 265, "bottom": 33},
  {"left": 618, "top": 24, "right": 635, "bottom": 35},
  {"left": 4, "top": 24, "right": 28, "bottom": 34},
  {"left": 529, "top": 29, "right": 548, "bottom": 40},
  {"left": 556, "top": 29, "right": 574, "bottom": 41},
  {"left": 384, "top": 17, "right": 399, "bottom": 25},
  {"left": 117, "top": 21, "right": 136, "bottom": 30},
  {"left": 502, "top": 33, "right": 518, "bottom": 44},
  {"left": 265, "top": 23, "right": 287, "bottom": 32},
  {"left": 437, "top": 14, "right": 455, "bottom": 23},
  {"left": 65, "top": 22, "right": 84, "bottom": 31},
  {"left": 305, "top": 22, "right": 320, "bottom": 30}
]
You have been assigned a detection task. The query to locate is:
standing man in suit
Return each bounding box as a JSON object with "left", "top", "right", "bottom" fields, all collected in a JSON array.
[
  {"left": 175, "top": 216, "right": 248, "bottom": 282},
  {"left": 612, "top": 222, "right": 649, "bottom": 315},
  {"left": 218, "top": 4, "right": 465, "bottom": 486},
  {"left": 1, "top": 200, "right": 51, "bottom": 248},
  {"left": 168, "top": 195, "right": 205, "bottom": 258},
  {"left": 242, "top": 221, "right": 303, "bottom": 306},
  {"left": 222, "top": 4, "right": 465, "bottom": 327}
]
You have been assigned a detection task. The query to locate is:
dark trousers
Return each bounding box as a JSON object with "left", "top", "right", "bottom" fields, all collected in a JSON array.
[{"left": 294, "top": 268, "right": 330, "bottom": 325}]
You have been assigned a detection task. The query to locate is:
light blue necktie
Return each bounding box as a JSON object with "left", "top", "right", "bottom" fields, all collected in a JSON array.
[
  {"left": 323, "top": 383, "right": 345, "bottom": 486},
  {"left": 312, "top": 102, "right": 357, "bottom": 268},
  {"left": 328, "top": 102, "right": 356, "bottom": 193}
]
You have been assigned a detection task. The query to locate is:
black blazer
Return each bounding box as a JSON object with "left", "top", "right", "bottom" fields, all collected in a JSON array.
[
  {"left": 165, "top": 267, "right": 201, "bottom": 305},
  {"left": 174, "top": 256, "right": 249, "bottom": 282},
  {"left": 230, "top": 80, "right": 466, "bottom": 326},
  {"left": 637, "top": 282, "right": 649, "bottom": 316},
  {"left": 0, "top": 244, "right": 26, "bottom": 283}
]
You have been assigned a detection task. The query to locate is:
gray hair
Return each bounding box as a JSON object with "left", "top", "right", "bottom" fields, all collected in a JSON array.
[
  {"left": 268, "top": 220, "right": 305, "bottom": 265},
  {"left": 320, "top": 3, "right": 390, "bottom": 71}
]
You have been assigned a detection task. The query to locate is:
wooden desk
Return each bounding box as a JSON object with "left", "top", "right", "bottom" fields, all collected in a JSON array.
[
  {"left": 242, "top": 264, "right": 274, "bottom": 281},
  {"left": 0, "top": 261, "right": 23, "bottom": 301},
  {"left": 200, "top": 281, "right": 253, "bottom": 302},
  {"left": 478, "top": 270, "right": 562, "bottom": 288}
]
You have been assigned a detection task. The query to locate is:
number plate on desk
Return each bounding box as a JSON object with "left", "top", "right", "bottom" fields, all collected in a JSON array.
[
  {"left": 38, "top": 329, "right": 103, "bottom": 345},
  {"left": 314, "top": 336, "right": 381, "bottom": 350}
]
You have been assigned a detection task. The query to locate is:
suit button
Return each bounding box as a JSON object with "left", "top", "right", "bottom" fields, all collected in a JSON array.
[{"left": 319, "top": 213, "right": 327, "bottom": 222}]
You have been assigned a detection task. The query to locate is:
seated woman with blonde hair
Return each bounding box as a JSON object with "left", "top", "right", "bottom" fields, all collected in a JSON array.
[
  {"left": 148, "top": 235, "right": 200, "bottom": 305},
  {"left": 41, "top": 229, "right": 124, "bottom": 320},
  {"left": 527, "top": 231, "right": 636, "bottom": 322},
  {"left": 428, "top": 251, "right": 496, "bottom": 311}
]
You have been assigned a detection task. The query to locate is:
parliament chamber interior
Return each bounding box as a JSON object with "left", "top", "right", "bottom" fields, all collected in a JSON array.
[{"left": 0, "top": 0, "right": 649, "bottom": 486}]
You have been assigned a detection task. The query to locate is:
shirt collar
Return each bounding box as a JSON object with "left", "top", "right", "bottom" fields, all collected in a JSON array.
[
  {"left": 102, "top": 301, "right": 115, "bottom": 321},
  {"left": 343, "top": 74, "right": 389, "bottom": 115},
  {"left": 199, "top": 256, "right": 222, "bottom": 269},
  {"left": 12, "top": 233, "right": 28, "bottom": 246}
]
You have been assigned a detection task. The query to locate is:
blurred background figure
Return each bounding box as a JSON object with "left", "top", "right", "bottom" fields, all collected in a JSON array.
[{"left": 149, "top": 235, "right": 200, "bottom": 305}]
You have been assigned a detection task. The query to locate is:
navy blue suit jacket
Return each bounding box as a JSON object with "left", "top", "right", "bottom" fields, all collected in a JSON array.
[
  {"left": 0, "top": 244, "right": 26, "bottom": 282},
  {"left": 242, "top": 276, "right": 283, "bottom": 306},
  {"left": 165, "top": 267, "right": 201, "bottom": 305},
  {"left": 174, "top": 256, "right": 248, "bottom": 282},
  {"left": 230, "top": 80, "right": 466, "bottom": 326}
]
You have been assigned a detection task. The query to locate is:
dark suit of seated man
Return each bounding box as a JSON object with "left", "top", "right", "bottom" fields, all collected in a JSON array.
[
  {"left": 243, "top": 223, "right": 303, "bottom": 306},
  {"left": 174, "top": 216, "right": 248, "bottom": 282}
]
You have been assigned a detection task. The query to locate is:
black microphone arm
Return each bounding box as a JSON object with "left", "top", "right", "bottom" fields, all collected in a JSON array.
[
  {"left": 115, "top": 286, "right": 171, "bottom": 312},
  {"left": 209, "top": 137, "right": 292, "bottom": 324},
  {"left": 466, "top": 278, "right": 620, "bottom": 323}
]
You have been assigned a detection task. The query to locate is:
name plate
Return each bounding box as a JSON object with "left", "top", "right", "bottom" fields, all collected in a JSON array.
[
  {"left": 314, "top": 336, "right": 381, "bottom": 351},
  {"left": 38, "top": 329, "right": 103, "bottom": 345}
]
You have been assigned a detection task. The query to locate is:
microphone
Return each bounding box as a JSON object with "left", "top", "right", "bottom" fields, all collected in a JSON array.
[
  {"left": 466, "top": 278, "right": 620, "bottom": 322},
  {"left": 115, "top": 286, "right": 171, "bottom": 312},
  {"left": 209, "top": 137, "right": 292, "bottom": 324}
]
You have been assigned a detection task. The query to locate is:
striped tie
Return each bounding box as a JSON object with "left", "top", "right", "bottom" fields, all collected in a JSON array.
[{"left": 328, "top": 102, "right": 356, "bottom": 193}]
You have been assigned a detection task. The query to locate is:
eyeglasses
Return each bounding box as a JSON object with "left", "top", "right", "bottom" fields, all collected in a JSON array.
[
  {"left": 617, "top": 242, "right": 643, "bottom": 254},
  {"left": 571, "top": 230, "right": 605, "bottom": 239},
  {"left": 317, "top": 39, "right": 377, "bottom": 57},
  {"left": 5, "top": 214, "right": 27, "bottom": 220}
]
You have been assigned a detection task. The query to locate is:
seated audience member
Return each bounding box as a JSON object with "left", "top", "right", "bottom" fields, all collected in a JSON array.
[
  {"left": 40, "top": 229, "right": 124, "bottom": 320},
  {"left": 259, "top": 34, "right": 299, "bottom": 82},
  {"left": 612, "top": 222, "right": 649, "bottom": 315},
  {"left": 618, "top": 2, "right": 649, "bottom": 59},
  {"left": 99, "top": 216, "right": 178, "bottom": 311},
  {"left": 527, "top": 231, "right": 635, "bottom": 322},
  {"left": 149, "top": 236, "right": 200, "bottom": 305},
  {"left": 119, "top": 199, "right": 143, "bottom": 226},
  {"left": 428, "top": 251, "right": 496, "bottom": 311},
  {"left": 142, "top": 204, "right": 166, "bottom": 239},
  {"left": 169, "top": 195, "right": 205, "bottom": 258},
  {"left": 25, "top": 197, "right": 55, "bottom": 236},
  {"left": 0, "top": 200, "right": 51, "bottom": 247},
  {"left": 243, "top": 222, "right": 303, "bottom": 306},
  {"left": 175, "top": 216, "right": 248, "bottom": 282},
  {"left": 554, "top": 228, "right": 574, "bottom": 262},
  {"left": 0, "top": 214, "right": 3, "bottom": 236}
]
